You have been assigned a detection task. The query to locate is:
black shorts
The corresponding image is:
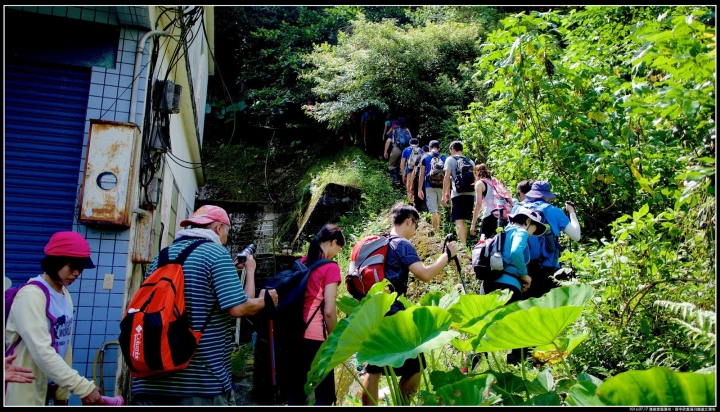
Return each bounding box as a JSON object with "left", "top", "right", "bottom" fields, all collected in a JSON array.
[
  {"left": 364, "top": 353, "right": 426, "bottom": 377},
  {"left": 451, "top": 195, "right": 474, "bottom": 221}
]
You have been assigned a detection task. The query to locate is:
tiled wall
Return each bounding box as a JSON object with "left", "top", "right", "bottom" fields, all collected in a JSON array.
[
  {"left": 66, "top": 26, "right": 151, "bottom": 405},
  {"left": 6, "top": 6, "right": 120, "bottom": 25}
]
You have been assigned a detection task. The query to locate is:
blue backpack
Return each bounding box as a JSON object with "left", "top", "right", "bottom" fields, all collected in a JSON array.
[
  {"left": 527, "top": 201, "right": 562, "bottom": 267},
  {"left": 5, "top": 280, "right": 59, "bottom": 356},
  {"left": 393, "top": 128, "right": 411, "bottom": 149}
]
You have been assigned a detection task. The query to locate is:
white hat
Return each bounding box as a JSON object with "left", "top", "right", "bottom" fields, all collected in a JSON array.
[{"left": 510, "top": 207, "right": 547, "bottom": 236}]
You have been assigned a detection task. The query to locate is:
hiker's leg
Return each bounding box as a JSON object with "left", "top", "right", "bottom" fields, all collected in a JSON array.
[
  {"left": 313, "top": 368, "right": 336, "bottom": 405},
  {"left": 398, "top": 372, "right": 421, "bottom": 402},
  {"left": 362, "top": 372, "right": 381, "bottom": 406},
  {"left": 287, "top": 339, "right": 317, "bottom": 405},
  {"left": 454, "top": 219, "right": 467, "bottom": 246},
  {"left": 396, "top": 354, "right": 424, "bottom": 403},
  {"left": 451, "top": 195, "right": 474, "bottom": 245}
]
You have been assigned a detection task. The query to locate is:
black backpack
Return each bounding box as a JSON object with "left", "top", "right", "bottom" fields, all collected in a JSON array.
[
  {"left": 471, "top": 231, "right": 507, "bottom": 281},
  {"left": 452, "top": 155, "right": 475, "bottom": 193}
]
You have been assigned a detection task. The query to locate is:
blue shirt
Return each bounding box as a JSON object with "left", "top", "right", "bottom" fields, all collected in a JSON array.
[
  {"left": 401, "top": 145, "right": 422, "bottom": 175},
  {"left": 511, "top": 199, "right": 541, "bottom": 260},
  {"left": 527, "top": 200, "right": 571, "bottom": 268},
  {"left": 384, "top": 236, "right": 421, "bottom": 314},
  {"left": 132, "top": 237, "right": 246, "bottom": 397}
]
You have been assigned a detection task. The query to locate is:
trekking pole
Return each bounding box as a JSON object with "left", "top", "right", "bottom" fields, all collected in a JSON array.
[
  {"left": 263, "top": 289, "right": 278, "bottom": 389},
  {"left": 443, "top": 233, "right": 467, "bottom": 294}
]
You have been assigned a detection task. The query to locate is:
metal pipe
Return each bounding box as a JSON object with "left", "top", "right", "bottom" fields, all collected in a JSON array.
[{"left": 129, "top": 30, "right": 171, "bottom": 124}]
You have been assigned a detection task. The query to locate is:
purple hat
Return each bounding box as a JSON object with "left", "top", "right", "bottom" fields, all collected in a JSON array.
[{"left": 525, "top": 180, "right": 556, "bottom": 200}]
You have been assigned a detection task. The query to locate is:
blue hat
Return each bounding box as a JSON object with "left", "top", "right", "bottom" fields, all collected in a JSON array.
[{"left": 525, "top": 180, "right": 556, "bottom": 200}]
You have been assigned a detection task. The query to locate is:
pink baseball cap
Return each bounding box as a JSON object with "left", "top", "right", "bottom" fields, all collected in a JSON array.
[
  {"left": 179, "top": 205, "right": 231, "bottom": 227},
  {"left": 44, "top": 231, "right": 96, "bottom": 269}
]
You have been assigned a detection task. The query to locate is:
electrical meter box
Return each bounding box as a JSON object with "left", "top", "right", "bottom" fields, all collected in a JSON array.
[{"left": 79, "top": 120, "right": 140, "bottom": 228}]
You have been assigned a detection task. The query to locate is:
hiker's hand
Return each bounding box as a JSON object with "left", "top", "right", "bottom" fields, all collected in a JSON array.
[
  {"left": 469, "top": 227, "right": 476, "bottom": 237},
  {"left": 521, "top": 275, "right": 531, "bottom": 293},
  {"left": 235, "top": 253, "right": 256, "bottom": 273},
  {"left": 446, "top": 241, "right": 459, "bottom": 260},
  {"left": 565, "top": 201, "right": 576, "bottom": 214},
  {"left": 384, "top": 153, "right": 388, "bottom": 159},
  {"left": 4, "top": 354, "right": 35, "bottom": 383},
  {"left": 81, "top": 388, "right": 103, "bottom": 405},
  {"left": 261, "top": 288, "right": 278, "bottom": 308}
]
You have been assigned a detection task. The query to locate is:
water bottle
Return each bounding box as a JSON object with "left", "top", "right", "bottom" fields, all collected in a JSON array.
[{"left": 101, "top": 395, "right": 124, "bottom": 406}]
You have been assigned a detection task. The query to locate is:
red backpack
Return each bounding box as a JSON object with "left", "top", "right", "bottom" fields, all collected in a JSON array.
[
  {"left": 119, "top": 239, "right": 213, "bottom": 379},
  {"left": 345, "top": 235, "right": 397, "bottom": 300}
]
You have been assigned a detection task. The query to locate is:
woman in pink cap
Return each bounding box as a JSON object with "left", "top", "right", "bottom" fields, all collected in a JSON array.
[{"left": 5, "top": 231, "right": 104, "bottom": 405}]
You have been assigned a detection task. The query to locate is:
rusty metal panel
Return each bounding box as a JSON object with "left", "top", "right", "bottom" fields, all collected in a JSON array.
[
  {"left": 131, "top": 209, "right": 154, "bottom": 263},
  {"left": 79, "top": 120, "right": 140, "bottom": 228}
]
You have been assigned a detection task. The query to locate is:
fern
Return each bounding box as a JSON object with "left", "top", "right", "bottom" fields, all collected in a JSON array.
[{"left": 654, "top": 300, "right": 716, "bottom": 352}]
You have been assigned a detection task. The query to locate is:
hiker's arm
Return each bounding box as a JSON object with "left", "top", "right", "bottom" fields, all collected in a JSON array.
[
  {"left": 227, "top": 289, "right": 276, "bottom": 318},
  {"left": 384, "top": 138, "right": 391, "bottom": 158},
  {"left": 563, "top": 203, "right": 581, "bottom": 241},
  {"left": 400, "top": 157, "right": 407, "bottom": 182},
  {"left": 11, "top": 287, "right": 97, "bottom": 399},
  {"left": 236, "top": 254, "right": 257, "bottom": 298},
  {"left": 442, "top": 169, "right": 452, "bottom": 202},
  {"left": 509, "top": 231, "right": 529, "bottom": 277},
  {"left": 409, "top": 242, "right": 459, "bottom": 283},
  {"left": 417, "top": 165, "right": 426, "bottom": 199},
  {"left": 470, "top": 181, "right": 485, "bottom": 236},
  {"left": 323, "top": 282, "right": 339, "bottom": 334}
]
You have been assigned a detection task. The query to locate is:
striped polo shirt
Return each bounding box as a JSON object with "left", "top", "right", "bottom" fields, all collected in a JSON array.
[{"left": 132, "top": 237, "right": 246, "bottom": 397}]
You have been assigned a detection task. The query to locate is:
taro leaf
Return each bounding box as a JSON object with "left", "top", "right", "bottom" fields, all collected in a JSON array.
[
  {"left": 555, "top": 378, "right": 574, "bottom": 393},
  {"left": 534, "top": 331, "right": 589, "bottom": 353},
  {"left": 490, "top": 370, "right": 527, "bottom": 395},
  {"left": 566, "top": 380, "right": 604, "bottom": 406},
  {"left": 527, "top": 369, "right": 554, "bottom": 394},
  {"left": 475, "top": 306, "right": 584, "bottom": 352},
  {"left": 424, "top": 374, "right": 497, "bottom": 406},
  {"left": 336, "top": 295, "right": 360, "bottom": 316},
  {"left": 357, "top": 305, "right": 460, "bottom": 368},
  {"left": 428, "top": 367, "right": 468, "bottom": 390},
  {"left": 448, "top": 290, "right": 512, "bottom": 328},
  {"left": 304, "top": 291, "right": 396, "bottom": 394},
  {"left": 420, "top": 291, "right": 444, "bottom": 307},
  {"left": 578, "top": 372, "right": 604, "bottom": 387},
  {"left": 450, "top": 337, "right": 474, "bottom": 352},
  {"left": 596, "top": 367, "right": 716, "bottom": 406},
  {"left": 523, "top": 391, "right": 561, "bottom": 405}
]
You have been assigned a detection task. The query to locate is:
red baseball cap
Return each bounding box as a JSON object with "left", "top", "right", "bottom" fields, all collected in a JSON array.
[
  {"left": 44, "top": 231, "right": 96, "bottom": 269},
  {"left": 179, "top": 205, "right": 231, "bottom": 227}
]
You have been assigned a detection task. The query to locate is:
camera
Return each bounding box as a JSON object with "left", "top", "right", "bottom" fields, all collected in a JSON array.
[{"left": 236, "top": 244, "right": 256, "bottom": 264}]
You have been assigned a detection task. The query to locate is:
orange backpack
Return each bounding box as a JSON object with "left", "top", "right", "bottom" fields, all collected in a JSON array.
[
  {"left": 345, "top": 234, "right": 398, "bottom": 300},
  {"left": 119, "top": 239, "right": 213, "bottom": 379}
]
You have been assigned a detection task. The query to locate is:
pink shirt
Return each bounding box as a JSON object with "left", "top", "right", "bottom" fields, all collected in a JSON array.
[{"left": 300, "top": 256, "right": 341, "bottom": 341}]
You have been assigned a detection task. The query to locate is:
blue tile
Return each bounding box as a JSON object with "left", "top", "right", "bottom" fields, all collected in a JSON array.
[
  {"left": 121, "top": 50, "right": 135, "bottom": 64},
  {"left": 95, "top": 11, "right": 109, "bottom": 24},
  {"left": 109, "top": 293, "right": 124, "bottom": 308},
  {"left": 80, "top": 8, "right": 95, "bottom": 20},
  {"left": 76, "top": 306, "right": 93, "bottom": 320},
  {"left": 73, "top": 334, "right": 90, "bottom": 350},
  {"left": 99, "top": 252, "right": 114, "bottom": 267},
  {"left": 95, "top": 293, "right": 110, "bottom": 307},
  {"left": 67, "top": 282, "right": 80, "bottom": 294},
  {"left": 106, "top": 320, "right": 121, "bottom": 335},
  {"left": 99, "top": 240, "right": 115, "bottom": 253},
  {"left": 89, "top": 335, "right": 106, "bottom": 351},
  {"left": 87, "top": 237, "right": 101, "bottom": 251},
  {"left": 80, "top": 279, "right": 95, "bottom": 293},
  {"left": 86, "top": 227, "right": 102, "bottom": 240},
  {"left": 120, "top": 63, "right": 134, "bottom": 76},
  {"left": 116, "top": 99, "right": 130, "bottom": 114},
  {"left": 118, "top": 75, "right": 132, "bottom": 89},
  {"left": 52, "top": 6, "right": 67, "bottom": 17},
  {"left": 91, "top": 71, "right": 105, "bottom": 84},
  {"left": 105, "top": 73, "right": 119, "bottom": 87},
  {"left": 67, "top": 6, "right": 81, "bottom": 19},
  {"left": 87, "top": 96, "right": 102, "bottom": 109},
  {"left": 113, "top": 259, "right": 127, "bottom": 273},
  {"left": 38, "top": 6, "right": 52, "bottom": 15},
  {"left": 94, "top": 307, "right": 108, "bottom": 320},
  {"left": 78, "top": 293, "right": 94, "bottom": 307},
  {"left": 75, "top": 320, "right": 92, "bottom": 335},
  {"left": 101, "top": 98, "right": 115, "bottom": 111},
  {"left": 22, "top": 6, "right": 38, "bottom": 12},
  {"left": 103, "top": 86, "right": 118, "bottom": 99},
  {"left": 101, "top": 230, "right": 117, "bottom": 241},
  {"left": 91, "top": 320, "right": 107, "bottom": 334},
  {"left": 116, "top": 230, "right": 130, "bottom": 241}
]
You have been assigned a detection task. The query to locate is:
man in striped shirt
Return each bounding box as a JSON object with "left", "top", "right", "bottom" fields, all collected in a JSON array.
[{"left": 131, "top": 205, "right": 278, "bottom": 406}]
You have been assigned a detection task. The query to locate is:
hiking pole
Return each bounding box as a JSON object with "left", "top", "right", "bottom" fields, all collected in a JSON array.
[
  {"left": 443, "top": 233, "right": 467, "bottom": 294},
  {"left": 263, "top": 289, "right": 278, "bottom": 391}
]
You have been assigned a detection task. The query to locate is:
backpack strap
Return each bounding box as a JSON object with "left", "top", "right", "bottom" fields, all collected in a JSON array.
[
  {"left": 5, "top": 280, "right": 57, "bottom": 357},
  {"left": 300, "top": 258, "right": 336, "bottom": 336}
]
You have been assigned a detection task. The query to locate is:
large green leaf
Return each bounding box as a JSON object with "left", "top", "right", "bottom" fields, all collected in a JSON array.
[
  {"left": 423, "top": 374, "right": 498, "bottom": 406},
  {"left": 597, "top": 367, "right": 716, "bottom": 406},
  {"left": 304, "top": 291, "right": 396, "bottom": 394},
  {"left": 428, "top": 367, "right": 467, "bottom": 390},
  {"left": 475, "top": 306, "right": 584, "bottom": 352},
  {"left": 448, "top": 290, "right": 513, "bottom": 328},
  {"left": 566, "top": 380, "right": 604, "bottom": 406},
  {"left": 514, "top": 284, "right": 595, "bottom": 310},
  {"left": 523, "top": 391, "right": 561, "bottom": 405},
  {"left": 357, "top": 305, "right": 460, "bottom": 368}
]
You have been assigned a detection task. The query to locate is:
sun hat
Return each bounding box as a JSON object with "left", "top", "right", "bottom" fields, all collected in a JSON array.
[
  {"left": 525, "top": 180, "right": 556, "bottom": 200},
  {"left": 509, "top": 207, "right": 547, "bottom": 236},
  {"left": 44, "top": 231, "right": 96, "bottom": 269},
  {"left": 179, "top": 205, "right": 231, "bottom": 227}
]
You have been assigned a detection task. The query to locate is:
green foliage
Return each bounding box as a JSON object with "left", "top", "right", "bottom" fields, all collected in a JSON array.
[
  {"left": 596, "top": 367, "right": 716, "bottom": 406},
  {"left": 231, "top": 343, "right": 253, "bottom": 377}
]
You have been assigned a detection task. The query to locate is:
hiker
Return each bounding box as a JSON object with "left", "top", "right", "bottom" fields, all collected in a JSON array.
[
  {"left": 361, "top": 204, "right": 459, "bottom": 406},
  {"left": 470, "top": 164, "right": 500, "bottom": 241},
  {"left": 442, "top": 141, "right": 476, "bottom": 246},
  {"left": 523, "top": 181, "right": 581, "bottom": 299},
  {"left": 417, "top": 140, "right": 447, "bottom": 232},
  {"left": 512, "top": 180, "right": 533, "bottom": 210},
  {"left": 5, "top": 354, "right": 35, "bottom": 384},
  {"left": 407, "top": 145, "right": 430, "bottom": 213},
  {"left": 384, "top": 118, "right": 411, "bottom": 186},
  {"left": 5, "top": 231, "right": 103, "bottom": 405},
  {"left": 131, "top": 205, "right": 278, "bottom": 406},
  {"left": 481, "top": 207, "right": 546, "bottom": 365},
  {"left": 400, "top": 138, "right": 422, "bottom": 187},
  {"left": 287, "top": 224, "right": 346, "bottom": 406}
]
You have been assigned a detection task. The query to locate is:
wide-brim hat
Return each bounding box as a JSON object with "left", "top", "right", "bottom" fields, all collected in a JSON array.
[
  {"left": 510, "top": 207, "right": 547, "bottom": 236},
  {"left": 525, "top": 180, "right": 556, "bottom": 200},
  {"left": 180, "top": 205, "right": 231, "bottom": 227}
]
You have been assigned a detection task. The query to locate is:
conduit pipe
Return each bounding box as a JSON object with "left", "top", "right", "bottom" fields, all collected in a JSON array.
[{"left": 129, "top": 30, "right": 172, "bottom": 124}]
